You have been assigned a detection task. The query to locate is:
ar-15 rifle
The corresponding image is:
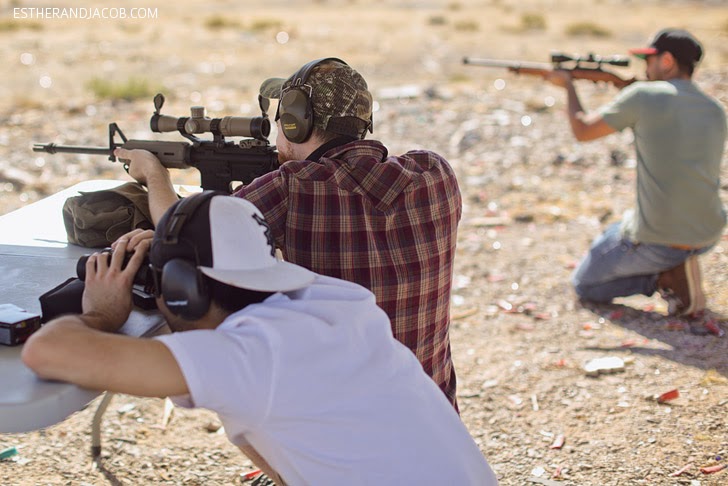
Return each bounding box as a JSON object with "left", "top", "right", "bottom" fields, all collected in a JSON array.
[
  {"left": 33, "top": 94, "right": 280, "bottom": 193},
  {"left": 463, "top": 52, "right": 636, "bottom": 89}
]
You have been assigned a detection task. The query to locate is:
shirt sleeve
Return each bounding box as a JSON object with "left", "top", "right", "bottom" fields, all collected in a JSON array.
[
  {"left": 234, "top": 169, "right": 289, "bottom": 249},
  {"left": 598, "top": 82, "right": 644, "bottom": 132},
  {"left": 154, "top": 327, "right": 276, "bottom": 426}
]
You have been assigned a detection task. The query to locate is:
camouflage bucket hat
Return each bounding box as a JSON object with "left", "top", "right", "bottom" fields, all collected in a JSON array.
[{"left": 259, "top": 59, "right": 373, "bottom": 138}]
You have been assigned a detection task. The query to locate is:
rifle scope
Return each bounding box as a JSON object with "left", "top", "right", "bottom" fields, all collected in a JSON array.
[
  {"left": 551, "top": 52, "right": 629, "bottom": 67},
  {"left": 151, "top": 107, "right": 270, "bottom": 141}
]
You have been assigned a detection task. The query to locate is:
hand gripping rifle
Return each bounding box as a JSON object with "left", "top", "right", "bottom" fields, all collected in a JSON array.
[
  {"left": 462, "top": 52, "right": 636, "bottom": 89},
  {"left": 33, "top": 94, "right": 280, "bottom": 193}
]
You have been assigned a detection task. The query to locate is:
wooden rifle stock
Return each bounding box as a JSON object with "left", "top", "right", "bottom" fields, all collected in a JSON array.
[{"left": 463, "top": 56, "right": 636, "bottom": 89}]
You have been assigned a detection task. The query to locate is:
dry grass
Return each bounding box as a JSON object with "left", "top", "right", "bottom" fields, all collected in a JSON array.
[
  {"left": 0, "top": 1, "right": 725, "bottom": 110},
  {"left": 564, "top": 21, "right": 612, "bottom": 38},
  {"left": 203, "top": 15, "right": 242, "bottom": 30},
  {"left": 520, "top": 12, "right": 547, "bottom": 31},
  {"left": 86, "top": 77, "right": 160, "bottom": 101},
  {"left": 453, "top": 19, "right": 479, "bottom": 32},
  {"left": 0, "top": 19, "right": 42, "bottom": 31}
]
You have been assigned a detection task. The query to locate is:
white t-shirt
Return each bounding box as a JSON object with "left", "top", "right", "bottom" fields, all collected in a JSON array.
[{"left": 156, "top": 275, "right": 497, "bottom": 485}]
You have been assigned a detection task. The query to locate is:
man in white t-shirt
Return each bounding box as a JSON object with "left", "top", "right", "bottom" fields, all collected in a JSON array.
[{"left": 23, "top": 192, "right": 497, "bottom": 485}]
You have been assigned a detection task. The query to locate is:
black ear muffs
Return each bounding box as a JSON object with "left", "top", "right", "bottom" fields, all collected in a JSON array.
[
  {"left": 279, "top": 87, "right": 314, "bottom": 143},
  {"left": 154, "top": 190, "right": 224, "bottom": 320},
  {"left": 160, "top": 259, "right": 210, "bottom": 320},
  {"left": 277, "top": 57, "right": 349, "bottom": 144}
]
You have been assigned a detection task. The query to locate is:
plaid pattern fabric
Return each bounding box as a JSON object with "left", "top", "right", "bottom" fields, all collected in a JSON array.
[{"left": 235, "top": 140, "right": 462, "bottom": 409}]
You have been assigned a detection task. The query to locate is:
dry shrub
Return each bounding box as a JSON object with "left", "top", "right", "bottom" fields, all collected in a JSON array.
[
  {"left": 86, "top": 77, "right": 159, "bottom": 101},
  {"left": 204, "top": 15, "right": 241, "bottom": 30},
  {"left": 0, "top": 19, "right": 43, "bottom": 32},
  {"left": 520, "top": 13, "right": 546, "bottom": 31},
  {"left": 249, "top": 18, "right": 283, "bottom": 31},
  {"left": 204, "top": 15, "right": 280, "bottom": 33},
  {"left": 449, "top": 72, "right": 471, "bottom": 83},
  {"left": 565, "top": 21, "right": 612, "bottom": 38},
  {"left": 10, "top": 96, "right": 46, "bottom": 111},
  {"left": 453, "top": 20, "right": 479, "bottom": 32}
]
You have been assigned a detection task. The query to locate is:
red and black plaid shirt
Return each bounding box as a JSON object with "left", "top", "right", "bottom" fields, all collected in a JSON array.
[{"left": 235, "top": 140, "right": 462, "bottom": 408}]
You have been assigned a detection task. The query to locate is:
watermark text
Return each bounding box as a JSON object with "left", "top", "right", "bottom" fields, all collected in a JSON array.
[{"left": 13, "top": 7, "right": 159, "bottom": 20}]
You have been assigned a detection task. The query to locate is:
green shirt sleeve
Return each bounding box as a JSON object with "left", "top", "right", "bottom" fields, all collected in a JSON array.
[{"left": 598, "top": 83, "right": 645, "bottom": 132}]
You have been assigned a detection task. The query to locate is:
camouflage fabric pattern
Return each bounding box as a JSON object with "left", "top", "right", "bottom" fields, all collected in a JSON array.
[{"left": 259, "top": 60, "right": 373, "bottom": 132}]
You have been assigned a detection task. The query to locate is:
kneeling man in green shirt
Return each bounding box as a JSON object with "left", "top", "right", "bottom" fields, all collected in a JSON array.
[{"left": 547, "top": 28, "right": 726, "bottom": 319}]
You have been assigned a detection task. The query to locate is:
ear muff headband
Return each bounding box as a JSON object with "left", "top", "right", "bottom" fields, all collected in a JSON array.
[
  {"left": 158, "top": 190, "right": 225, "bottom": 320},
  {"left": 278, "top": 57, "right": 349, "bottom": 144},
  {"left": 163, "top": 190, "right": 221, "bottom": 245}
]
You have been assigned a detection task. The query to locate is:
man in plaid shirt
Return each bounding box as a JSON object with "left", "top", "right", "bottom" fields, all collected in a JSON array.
[{"left": 117, "top": 58, "right": 462, "bottom": 409}]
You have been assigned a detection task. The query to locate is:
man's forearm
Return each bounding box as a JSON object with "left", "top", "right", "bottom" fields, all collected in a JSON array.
[
  {"left": 565, "top": 81, "right": 587, "bottom": 136},
  {"left": 22, "top": 316, "right": 189, "bottom": 397},
  {"left": 561, "top": 82, "right": 616, "bottom": 142},
  {"left": 77, "top": 311, "right": 124, "bottom": 333},
  {"left": 22, "top": 316, "right": 108, "bottom": 383},
  {"left": 144, "top": 172, "right": 179, "bottom": 225},
  {"left": 117, "top": 147, "right": 179, "bottom": 225}
]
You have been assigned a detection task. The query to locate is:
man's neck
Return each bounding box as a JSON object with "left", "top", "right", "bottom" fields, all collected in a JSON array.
[
  {"left": 306, "top": 136, "right": 357, "bottom": 162},
  {"left": 657, "top": 66, "right": 692, "bottom": 82},
  {"left": 197, "top": 306, "right": 232, "bottom": 330},
  {"left": 167, "top": 305, "right": 231, "bottom": 332},
  {"left": 660, "top": 74, "right": 692, "bottom": 82}
]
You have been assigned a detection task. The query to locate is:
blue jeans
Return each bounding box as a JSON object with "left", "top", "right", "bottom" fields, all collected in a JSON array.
[{"left": 572, "top": 222, "right": 711, "bottom": 303}]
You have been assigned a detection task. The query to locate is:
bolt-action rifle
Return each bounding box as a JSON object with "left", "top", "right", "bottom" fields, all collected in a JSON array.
[
  {"left": 33, "top": 93, "right": 280, "bottom": 193},
  {"left": 463, "top": 52, "right": 636, "bottom": 89}
]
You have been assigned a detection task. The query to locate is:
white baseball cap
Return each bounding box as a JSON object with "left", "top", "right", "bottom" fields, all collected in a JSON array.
[{"left": 150, "top": 193, "right": 315, "bottom": 292}]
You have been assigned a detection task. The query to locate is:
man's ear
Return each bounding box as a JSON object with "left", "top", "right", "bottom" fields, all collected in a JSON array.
[{"left": 660, "top": 51, "right": 677, "bottom": 71}]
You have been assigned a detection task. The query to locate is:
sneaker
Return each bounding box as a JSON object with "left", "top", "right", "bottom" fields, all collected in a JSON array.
[{"left": 657, "top": 255, "right": 706, "bottom": 316}]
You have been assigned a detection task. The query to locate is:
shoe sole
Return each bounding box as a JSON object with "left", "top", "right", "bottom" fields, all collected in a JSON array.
[{"left": 682, "top": 255, "right": 706, "bottom": 316}]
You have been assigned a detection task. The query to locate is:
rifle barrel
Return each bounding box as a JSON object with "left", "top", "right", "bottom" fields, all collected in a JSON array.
[
  {"left": 462, "top": 57, "right": 550, "bottom": 71},
  {"left": 33, "top": 143, "right": 113, "bottom": 155}
]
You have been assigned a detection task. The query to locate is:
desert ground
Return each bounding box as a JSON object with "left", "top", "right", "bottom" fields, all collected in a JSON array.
[{"left": 1, "top": 0, "right": 727, "bottom": 485}]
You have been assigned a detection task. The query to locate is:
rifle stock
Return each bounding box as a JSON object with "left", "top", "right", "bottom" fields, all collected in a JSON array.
[{"left": 463, "top": 55, "right": 636, "bottom": 89}]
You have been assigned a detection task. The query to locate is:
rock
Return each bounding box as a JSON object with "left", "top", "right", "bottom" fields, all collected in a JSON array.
[{"left": 583, "top": 357, "right": 625, "bottom": 377}]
